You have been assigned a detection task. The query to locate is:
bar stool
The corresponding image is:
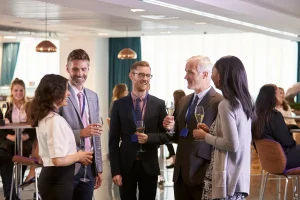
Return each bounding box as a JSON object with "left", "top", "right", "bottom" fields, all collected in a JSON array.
[
  {"left": 10, "top": 155, "right": 42, "bottom": 200},
  {"left": 255, "top": 139, "right": 300, "bottom": 200}
]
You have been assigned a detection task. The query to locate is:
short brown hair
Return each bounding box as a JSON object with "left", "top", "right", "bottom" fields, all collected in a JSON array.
[
  {"left": 130, "top": 61, "right": 150, "bottom": 72},
  {"left": 67, "top": 49, "right": 90, "bottom": 65}
]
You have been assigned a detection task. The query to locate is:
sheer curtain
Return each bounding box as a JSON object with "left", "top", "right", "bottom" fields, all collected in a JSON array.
[
  {"left": 141, "top": 33, "right": 297, "bottom": 101},
  {"left": 13, "top": 39, "right": 59, "bottom": 88}
]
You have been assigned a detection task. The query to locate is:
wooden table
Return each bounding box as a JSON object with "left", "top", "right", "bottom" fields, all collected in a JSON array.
[{"left": 0, "top": 123, "right": 32, "bottom": 197}]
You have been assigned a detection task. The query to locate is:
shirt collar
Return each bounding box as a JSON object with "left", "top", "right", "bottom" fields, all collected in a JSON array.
[
  {"left": 131, "top": 91, "right": 147, "bottom": 101},
  {"left": 69, "top": 82, "right": 85, "bottom": 96},
  {"left": 194, "top": 86, "right": 212, "bottom": 100}
]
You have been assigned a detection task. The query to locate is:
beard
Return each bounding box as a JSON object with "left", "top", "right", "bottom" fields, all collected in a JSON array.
[{"left": 70, "top": 75, "right": 86, "bottom": 86}]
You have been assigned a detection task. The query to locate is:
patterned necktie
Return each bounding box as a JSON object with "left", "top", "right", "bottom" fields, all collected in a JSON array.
[
  {"left": 187, "top": 95, "right": 199, "bottom": 122},
  {"left": 77, "top": 92, "right": 91, "bottom": 151},
  {"left": 135, "top": 98, "right": 143, "bottom": 122}
]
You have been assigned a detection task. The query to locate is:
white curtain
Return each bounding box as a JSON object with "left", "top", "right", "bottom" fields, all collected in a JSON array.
[
  {"left": 141, "top": 33, "right": 297, "bottom": 101},
  {"left": 13, "top": 39, "right": 60, "bottom": 89}
]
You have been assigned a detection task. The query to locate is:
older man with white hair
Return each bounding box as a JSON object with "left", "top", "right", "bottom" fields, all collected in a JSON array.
[{"left": 163, "top": 55, "right": 223, "bottom": 200}]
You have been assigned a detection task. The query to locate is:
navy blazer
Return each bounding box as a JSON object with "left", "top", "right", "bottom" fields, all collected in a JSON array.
[{"left": 109, "top": 94, "right": 171, "bottom": 177}]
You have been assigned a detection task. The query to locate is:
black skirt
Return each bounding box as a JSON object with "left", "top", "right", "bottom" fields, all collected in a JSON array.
[{"left": 38, "top": 164, "right": 75, "bottom": 200}]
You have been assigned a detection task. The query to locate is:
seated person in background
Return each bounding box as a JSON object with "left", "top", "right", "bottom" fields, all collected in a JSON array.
[
  {"left": 275, "top": 87, "right": 299, "bottom": 130},
  {"left": 252, "top": 84, "right": 300, "bottom": 170}
]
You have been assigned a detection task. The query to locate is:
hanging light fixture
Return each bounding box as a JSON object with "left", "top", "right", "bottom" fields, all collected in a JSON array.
[
  {"left": 117, "top": 27, "right": 137, "bottom": 59},
  {"left": 36, "top": 3, "right": 57, "bottom": 53}
]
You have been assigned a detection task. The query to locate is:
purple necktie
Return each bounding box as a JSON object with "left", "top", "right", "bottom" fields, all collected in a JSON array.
[{"left": 77, "top": 92, "right": 91, "bottom": 151}]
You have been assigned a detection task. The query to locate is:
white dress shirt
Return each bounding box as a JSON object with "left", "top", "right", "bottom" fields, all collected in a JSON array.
[
  {"left": 36, "top": 112, "right": 77, "bottom": 166},
  {"left": 69, "top": 82, "right": 90, "bottom": 124}
]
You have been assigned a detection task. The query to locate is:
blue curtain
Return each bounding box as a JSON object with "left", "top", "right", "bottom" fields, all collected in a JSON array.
[
  {"left": 108, "top": 37, "right": 141, "bottom": 106},
  {"left": 1, "top": 43, "right": 20, "bottom": 86}
]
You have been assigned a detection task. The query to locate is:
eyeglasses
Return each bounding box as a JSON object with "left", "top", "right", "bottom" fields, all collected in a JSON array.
[{"left": 132, "top": 72, "right": 153, "bottom": 79}]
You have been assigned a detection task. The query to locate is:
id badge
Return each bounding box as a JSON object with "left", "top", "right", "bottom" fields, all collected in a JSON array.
[
  {"left": 131, "top": 134, "right": 138, "bottom": 142},
  {"left": 180, "top": 127, "right": 189, "bottom": 137}
]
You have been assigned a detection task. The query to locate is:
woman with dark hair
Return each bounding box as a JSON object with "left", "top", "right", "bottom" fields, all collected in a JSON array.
[
  {"left": 165, "top": 89, "right": 186, "bottom": 169},
  {"left": 193, "top": 56, "right": 255, "bottom": 199},
  {"left": 275, "top": 87, "right": 298, "bottom": 127},
  {"left": 29, "top": 74, "right": 93, "bottom": 200},
  {"left": 252, "top": 84, "right": 300, "bottom": 170}
]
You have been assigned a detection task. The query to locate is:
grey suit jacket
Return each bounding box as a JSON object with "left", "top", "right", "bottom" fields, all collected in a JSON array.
[
  {"left": 59, "top": 84, "right": 102, "bottom": 176},
  {"left": 173, "top": 87, "right": 223, "bottom": 185}
]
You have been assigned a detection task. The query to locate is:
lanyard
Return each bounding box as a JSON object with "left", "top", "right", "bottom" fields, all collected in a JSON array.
[
  {"left": 80, "top": 93, "right": 86, "bottom": 118},
  {"left": 131, "top": 93, "right": 148, "bottom": 123}
]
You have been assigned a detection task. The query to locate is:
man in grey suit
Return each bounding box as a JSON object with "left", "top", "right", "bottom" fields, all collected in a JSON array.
[
  {"left": 59, "top": 49, "right": 103, "bottom": 200},
  {"left": 164, "top": 56, "right": 223, "bottom": 200}
]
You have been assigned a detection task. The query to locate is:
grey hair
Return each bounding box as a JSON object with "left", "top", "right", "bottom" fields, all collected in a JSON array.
[{"left": 187, "top": 55, "right": 213, "bottom": 73}]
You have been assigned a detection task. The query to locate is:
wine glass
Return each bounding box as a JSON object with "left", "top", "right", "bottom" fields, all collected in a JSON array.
[
  {"left": 2, "top": 103, "right": 7, "bottom": 119},
  {"left": 80, "top": 140, "right": 93, "bottom": 182},
  {"left": 165, "top": 101, "right": 175, "bottom": 135},
  {"left": 136, "top": 120, "right": 146, "bottom": 153},
  {"left": 194, "top": 106, "right": 205, "bottom": 141}
]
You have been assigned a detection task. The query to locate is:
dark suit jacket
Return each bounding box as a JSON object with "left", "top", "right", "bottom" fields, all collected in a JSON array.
[
  {"left": 109, "top": 94, "right": 171, "bottom": 177},
  {"left": 173, "top": 88, "right": 223, "bottom": 185}
]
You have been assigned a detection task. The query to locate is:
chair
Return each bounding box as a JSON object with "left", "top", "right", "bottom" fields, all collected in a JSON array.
[
  {"left": 255, "top": 139, "right": 300, "bottom": 200},
  {"left": 10, "top": 155, "right": 42, "bottom": 200}
]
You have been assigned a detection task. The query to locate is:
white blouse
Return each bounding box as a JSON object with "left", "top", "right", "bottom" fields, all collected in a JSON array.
[{"left": 36, "top": 112, "right": 77, "bottom": 166}]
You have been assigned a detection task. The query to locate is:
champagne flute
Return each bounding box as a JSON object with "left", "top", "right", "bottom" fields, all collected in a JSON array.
[
  {"left": 194, "top": 106, "right": 205, "bottom": 141},
  {"left": 136, "top": 120, "right": 146, "bottom": 153},
  {"left": 80, "top": 142, "right": 93, "bottom": 182},
  {"left": 2, "top": 103, "right": 7, "bottom": 119},
  {"left": 165, "top": 101, "right": 175, "bottom": 135}
]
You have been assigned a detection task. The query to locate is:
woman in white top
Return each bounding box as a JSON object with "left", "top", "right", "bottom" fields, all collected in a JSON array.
[
  {"left": 193, "top": 56, "right": 255, "bottom": 199},
  {"left": 28, "top": 74, "right": 93, "bottom": 200}
]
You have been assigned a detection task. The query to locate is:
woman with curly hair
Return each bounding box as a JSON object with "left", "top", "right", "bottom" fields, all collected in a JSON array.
[{"left": 29, "top": 74, "right": 93, "bottom": 200}]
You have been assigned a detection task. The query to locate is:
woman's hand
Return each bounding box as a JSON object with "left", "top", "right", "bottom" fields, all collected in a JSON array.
[
  {"left": 4, "top": 118, "right": 10, "bottom": 125},
  {"left": 77, "top": 151, "right": 93, "bottom": 166},
  {"left": 6, "top": 134, "right": 16, "bottom": 142},
  {"left": 21, "top": 133, "right": 30, "bottom": 141},
  {"left": 197, "top": 123, "right": 210, "bottom": 133},
  {"left": 193, "top": 128, "right": 207, "bottom": 140}
]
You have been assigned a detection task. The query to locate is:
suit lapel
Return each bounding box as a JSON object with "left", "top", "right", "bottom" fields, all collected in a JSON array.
[
  {"left": 68, "top": 84, "right": 81, "bottom": 119},
  {"left": 125, "top": 95, "right": 136, "bottom": 128},
  {"left": 84, "top": 89, "right": 94, "bottom": 123},
  {"left": 198, "top": 88, "right": 216, "bottom": 110},
  {"left": 179, "top": 94, "right": 193, "bottom": 121},
  {"left": 143, "top": 95, "right": 155, "bottom": 127}
]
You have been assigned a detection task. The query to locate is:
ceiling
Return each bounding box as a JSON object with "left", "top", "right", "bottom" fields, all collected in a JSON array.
[{"left": 0, "top": 0, "right": 299, "bottom": 41}]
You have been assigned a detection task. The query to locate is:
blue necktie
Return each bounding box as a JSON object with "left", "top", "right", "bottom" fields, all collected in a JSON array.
[
  {"left": 187, "top": 95, "right": 199, "bottom": 122},
  {"left": 135, "top": 99, "right": 142, "bottom": 121}
]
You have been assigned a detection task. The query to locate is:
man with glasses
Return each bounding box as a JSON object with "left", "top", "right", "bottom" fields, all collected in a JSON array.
[{"left": 109, "top": 61, "right": 173, "bottom": 200}]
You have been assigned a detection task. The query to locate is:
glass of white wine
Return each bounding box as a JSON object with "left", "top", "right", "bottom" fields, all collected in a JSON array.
[
  {"left": 2, "top": 103, "right": 7, "bottom": 119},
  {"left": 195, "top": 106, "right": 204, "bottom": 141},
  {"left": 165, "top": 101, "right": 175, "bottom": 135},
  {"left": 136, "top": 120, "right": 146, "bottom": 153}
]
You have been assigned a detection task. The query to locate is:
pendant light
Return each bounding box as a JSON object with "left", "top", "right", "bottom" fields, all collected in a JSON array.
[
  {"left": 36, "top": 3, "right": 57, "bottom": 53},
  {"left": 117, "top": 27, "right": 137, "bottom": 59}
]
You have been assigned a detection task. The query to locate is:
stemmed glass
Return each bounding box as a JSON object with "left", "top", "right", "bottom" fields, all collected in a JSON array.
[
  {"left": 194, "top": 106, "right": 205, "bottom": 141},
  {"left": 2, "top": 103, "right": 7, "bottom": 119},
  {"left": 80, "top": 117, "right": 103, "bottom": 182},
  {"left": 165, "top": 101, "right": 175, "bottom": 135},
  {"left": 136, "top": 120, "right": 146, "bottom": 153}
]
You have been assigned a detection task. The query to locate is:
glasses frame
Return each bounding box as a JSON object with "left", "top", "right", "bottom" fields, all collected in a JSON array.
[{"left": 132, "top": 72, "right": 153, "bottom": 79}]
